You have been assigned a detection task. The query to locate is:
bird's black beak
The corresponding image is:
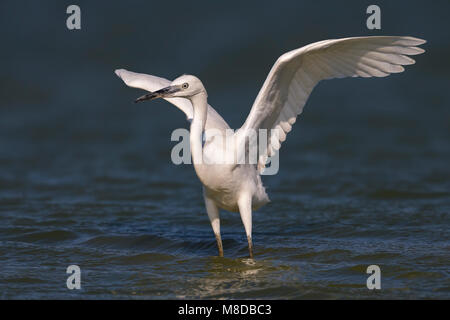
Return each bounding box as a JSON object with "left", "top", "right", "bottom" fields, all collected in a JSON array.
[{"left": 135, "top": 85, "right": 180, "bottom": 103}]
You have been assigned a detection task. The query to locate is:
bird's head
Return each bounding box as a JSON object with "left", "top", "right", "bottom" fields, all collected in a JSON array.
[{"left": 135, "top": 74, "right": 206, "bottom": 103}]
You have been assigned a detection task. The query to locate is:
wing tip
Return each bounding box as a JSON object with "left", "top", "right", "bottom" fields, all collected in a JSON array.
[
  {"left": 406, "top": 36, "right": 427, "bottom": 45},
  {"left": 115, "top": 68, "right": 127, "bottom": 79},
  {"left": 389, "top": 36, "right": 427, "bottom": 46},
  {"left": 416, "top": 47, "right": 426, "bottom": 54}
]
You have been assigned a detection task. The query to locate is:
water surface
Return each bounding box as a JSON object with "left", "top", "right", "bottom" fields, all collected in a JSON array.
[{"left": 0, "top": 0, "right": 449, "bottom": 299}]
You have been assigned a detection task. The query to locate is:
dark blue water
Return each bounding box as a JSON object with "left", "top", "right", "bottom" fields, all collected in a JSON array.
[{"left": 0, "top": 0, "right": 449, "bottom": 299}]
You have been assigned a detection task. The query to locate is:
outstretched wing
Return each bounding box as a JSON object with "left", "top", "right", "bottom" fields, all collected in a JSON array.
[
  {"left": 115, "top": 69, "right": 230, "bottom": 130},
  {"left": 239, "top": 36, "right": 426, "bottom": 172}
]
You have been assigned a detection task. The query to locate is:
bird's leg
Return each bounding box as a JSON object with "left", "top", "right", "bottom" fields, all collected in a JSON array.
[
  {"left": 215, "top": 233, "right": 224, "bottom": 258},
  {"left": 238, "top": 193, "right": 253, "bottom": 259},
  {"left": 204, "top": 193, "right": 223, "bottom": 257}
]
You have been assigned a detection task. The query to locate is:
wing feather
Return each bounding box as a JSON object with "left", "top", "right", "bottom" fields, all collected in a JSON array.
[{"left": 239, "top": 36, "right": 426, "bottom": 173}]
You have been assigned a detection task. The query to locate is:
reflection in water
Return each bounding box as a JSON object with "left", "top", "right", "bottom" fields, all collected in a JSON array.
[{"left": 176, "top": 257, "right": 294, "bottom": 299}]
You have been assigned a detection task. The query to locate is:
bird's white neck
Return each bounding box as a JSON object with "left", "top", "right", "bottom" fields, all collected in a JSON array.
[{"left": 189, "top": 91, "right": 208, "bottom": 165}]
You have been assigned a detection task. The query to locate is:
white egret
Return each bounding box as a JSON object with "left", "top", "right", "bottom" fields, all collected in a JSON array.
[{"left": 115, "top": 36, "right": 426, "bottom": 258}]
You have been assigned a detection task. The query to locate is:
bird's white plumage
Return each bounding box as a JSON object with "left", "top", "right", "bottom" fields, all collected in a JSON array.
[
  {"left": 115, "top": 69, "right": 230, "bottom": 131},
  {"left": 240, "top": 36, "right": 426, "bottom": 171},
  {"left": 115, "top": 36, "right": 425, "bottom": 258}
]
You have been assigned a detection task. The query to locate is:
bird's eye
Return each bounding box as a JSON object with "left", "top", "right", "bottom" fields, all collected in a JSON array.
[{"left": 182, "top": 83, "right": 189, "bottom": 89}]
